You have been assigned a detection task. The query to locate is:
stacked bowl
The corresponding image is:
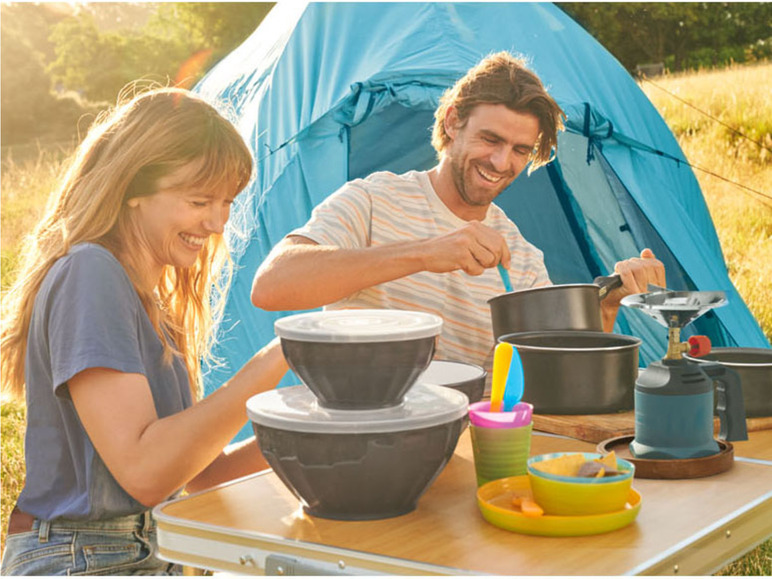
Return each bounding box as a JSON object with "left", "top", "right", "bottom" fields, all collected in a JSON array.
[
  {"left": 527, "top": 452, "right": 635, "bottom": 516},
  {"left": 247, "top": 309, "right": 469, "bottom": 520}
]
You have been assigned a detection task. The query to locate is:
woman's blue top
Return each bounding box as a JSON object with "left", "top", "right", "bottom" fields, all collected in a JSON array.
[{"left": 17, "top": 243, "right": 193, "bottom": 521}]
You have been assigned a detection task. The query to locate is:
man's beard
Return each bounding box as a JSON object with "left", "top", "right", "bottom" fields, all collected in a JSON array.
[{"left": 449, "top": 154, "right": 513, "bottom": 208}]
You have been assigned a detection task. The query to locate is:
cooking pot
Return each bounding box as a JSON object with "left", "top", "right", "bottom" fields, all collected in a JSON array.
[
  {"left": 498, "top": 330, "right": 640, "bottom": 414},
  {"left": 685, "top": 347, "right": 772, "bottom": 418},
  {"left": 489, "top": 275, "right": 622, "bottom": 339}
]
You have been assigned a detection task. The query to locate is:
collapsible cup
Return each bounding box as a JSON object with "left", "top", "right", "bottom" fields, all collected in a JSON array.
[
  {"left": 468, "top": 401, "right": 532, "bottom": 428},
  {"left": 469, "top": 401, "right": 534, "bottom": 487}
]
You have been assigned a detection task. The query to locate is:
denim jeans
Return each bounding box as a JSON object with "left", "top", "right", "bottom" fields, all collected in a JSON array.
[{"left": 0, "top": 511, "right": 181, "bottom": 576}]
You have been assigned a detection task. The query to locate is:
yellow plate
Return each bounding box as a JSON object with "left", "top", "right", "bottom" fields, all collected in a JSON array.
[{"left": 477, "top": 475, "right": 641, "bottom": 537}]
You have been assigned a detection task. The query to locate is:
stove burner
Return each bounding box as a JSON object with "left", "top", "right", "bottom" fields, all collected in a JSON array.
[{"left": 621, "top": 286, "right": 727, "bottom": 329}]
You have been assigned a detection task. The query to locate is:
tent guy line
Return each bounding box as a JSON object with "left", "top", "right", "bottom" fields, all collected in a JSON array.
[{"left": 639, "top": 74, "right": 772, "bottom": 156}]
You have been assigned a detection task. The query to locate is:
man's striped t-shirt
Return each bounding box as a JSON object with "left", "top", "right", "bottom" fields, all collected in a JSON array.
[{"left": 289, "top": 170, "right": 551, "bottom": 374}]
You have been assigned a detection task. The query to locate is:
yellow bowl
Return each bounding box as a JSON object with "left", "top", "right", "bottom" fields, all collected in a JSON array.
[
  {"left": 477, "top": 475, "right": 641, "bottom": 537},
  {"left": 528, "top": 453, "right": 633, "bottom": 516}
]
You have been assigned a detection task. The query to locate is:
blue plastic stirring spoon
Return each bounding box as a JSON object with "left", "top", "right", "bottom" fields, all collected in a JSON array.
[
  {"left": 496, "top": 263, "right": 513, "bottom": 293},
  {"left": 502, "top": 346, "right": 524, "bottom": 412}
]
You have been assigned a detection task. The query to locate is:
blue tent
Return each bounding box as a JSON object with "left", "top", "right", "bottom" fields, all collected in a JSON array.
[{"left": 196, "top": 2, "right": 769, "bottom": 432}]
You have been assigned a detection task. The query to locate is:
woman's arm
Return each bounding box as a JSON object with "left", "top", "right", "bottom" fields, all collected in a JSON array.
[
  {"left": 185, "top": 437, "right": 268, "bottom": 493},
  {"left": 68, "top": 338, "right": 287, "bottom": 506}
]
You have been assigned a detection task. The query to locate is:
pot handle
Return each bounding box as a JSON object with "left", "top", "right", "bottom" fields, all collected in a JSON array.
[{"left": 593, "top": 274, "right": 623, "bottom": 299}]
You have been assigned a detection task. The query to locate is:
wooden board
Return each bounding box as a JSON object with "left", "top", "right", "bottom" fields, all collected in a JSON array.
[
  {"left": 598, "top": 435, "right": 734, "bottom": 479},
  {"left": 533, "top": 411, "right": 772, "bottom": 444}
]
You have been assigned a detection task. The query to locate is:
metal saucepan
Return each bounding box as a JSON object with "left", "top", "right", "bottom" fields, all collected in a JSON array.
[
  {"left": 489, "top": 274, "right": 623, "bottom": 339},
  {"left": 498, "top": 330, "right": 640, "bottom": 414},
  {"left": 685, "top": 347, "right": 772, "bottom": 418}
]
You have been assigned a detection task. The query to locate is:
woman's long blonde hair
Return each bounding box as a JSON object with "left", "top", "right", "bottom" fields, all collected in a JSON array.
[{"left": 1, "top": 86, "right": 253, "bottom": 400}]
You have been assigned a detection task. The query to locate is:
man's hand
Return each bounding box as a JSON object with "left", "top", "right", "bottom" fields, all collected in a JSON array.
[
  {"left": 608, "top": 248, "right": 666, "bottom": 305},
  {"left": 419, "top": 221, "right": 511, "bottom": 276},
  {"left": 600, "top": 248, "right": 666, "bottom": 332}
]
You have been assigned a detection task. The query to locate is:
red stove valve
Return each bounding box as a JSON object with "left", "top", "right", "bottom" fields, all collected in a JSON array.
[{"left": 687, "top": 335, "right": 711, "bottom": 357}]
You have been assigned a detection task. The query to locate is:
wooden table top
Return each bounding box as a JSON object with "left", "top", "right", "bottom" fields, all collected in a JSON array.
[
  {"left": 732, "top": 428, "right": 772, "bottom": 462},
  {"left": 155, "top": 429, "right": 772, "bottom": 575}
]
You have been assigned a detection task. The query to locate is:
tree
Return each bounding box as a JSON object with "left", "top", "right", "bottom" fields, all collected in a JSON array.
[
  {"left": 47, "top": 3, "right": 274, "bottom": 102},
  {"left": 558, "top": 3, "right": 772, "bottom": 72},
  {"left": 1, "top": 4, "right": 71, "bottom": 145}
]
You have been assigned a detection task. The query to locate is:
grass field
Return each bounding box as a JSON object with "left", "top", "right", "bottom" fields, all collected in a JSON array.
[
  {"left": 1, "top": 63, "right": 770, "bottom": 572},
  {"left": 639, "top": 62, "right": 772, "bottom": 576},
  {"left": 640, "top": 62, "right": 772, "bottom": 344}
]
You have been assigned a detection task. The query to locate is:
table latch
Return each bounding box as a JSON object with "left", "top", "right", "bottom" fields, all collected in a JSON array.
[{"left": 265, "top": 554, "right": 355, "bottom": 576}]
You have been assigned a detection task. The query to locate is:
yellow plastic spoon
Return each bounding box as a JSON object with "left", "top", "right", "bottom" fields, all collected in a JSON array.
[{"left": 490, "top": 342, "right": 514, "bottom": 412}]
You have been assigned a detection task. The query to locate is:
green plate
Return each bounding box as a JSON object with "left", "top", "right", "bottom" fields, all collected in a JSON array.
[{"left": 477, "top": 475, "right": 641, "bottom": 537}]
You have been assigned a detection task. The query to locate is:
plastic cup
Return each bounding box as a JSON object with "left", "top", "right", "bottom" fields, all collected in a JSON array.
[
  {"left": 470, "top": 421, "right": 533, "bottom": 487},
  {"left": 468, "top": 401, "right": 533, "bottom": 428}
]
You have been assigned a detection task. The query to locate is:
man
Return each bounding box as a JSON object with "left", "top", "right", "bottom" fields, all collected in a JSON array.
[{"left": 252, "top": 51, "right": 665, "bottom": 371}]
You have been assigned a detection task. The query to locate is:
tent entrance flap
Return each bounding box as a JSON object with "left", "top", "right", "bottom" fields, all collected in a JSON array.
[{"left": 348, "top": 102, "right": 437, "bottom": 180}]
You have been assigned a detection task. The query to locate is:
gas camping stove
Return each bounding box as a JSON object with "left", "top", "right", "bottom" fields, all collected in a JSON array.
[{"left": 621, "top": 286, "right": 748, "bottom": 460}]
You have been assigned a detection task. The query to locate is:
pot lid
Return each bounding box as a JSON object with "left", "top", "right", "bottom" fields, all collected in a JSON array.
[
  {"left": 274, "top": 309, "right": 443, "bottom": 343},
  {"left": 247, "top": 383, "right": 468, "bottom": 433}
]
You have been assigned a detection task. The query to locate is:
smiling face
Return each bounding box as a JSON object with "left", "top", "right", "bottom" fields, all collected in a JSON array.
[
  {"left": 127, "top": 160, "right": 236, "bottom": 283},
  {"left": 435, "top": 103, "right": 541, "bottom": 220}
]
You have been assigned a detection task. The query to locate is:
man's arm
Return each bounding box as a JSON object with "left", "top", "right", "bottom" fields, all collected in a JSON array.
[{"left": 251, "top": 222, "right": 512, "bottom": 311}]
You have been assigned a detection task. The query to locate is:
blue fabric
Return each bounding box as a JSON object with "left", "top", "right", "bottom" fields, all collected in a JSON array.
[
  {"left": 0, "top": 512, "right": 180, "bottom": 576},
  {"left": 19, "top": 244, "right": 192, "bottom": 520},
  {"left": 197, "top": 2, "right": 770, "bottom": 432}
]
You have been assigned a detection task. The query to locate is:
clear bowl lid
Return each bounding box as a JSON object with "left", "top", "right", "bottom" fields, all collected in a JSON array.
[
  {"left": 246, "top": 383, "right": 468, "bottom": 433},
  {"left": 274, "top": 309, "right": 443, "bottom": 343}
]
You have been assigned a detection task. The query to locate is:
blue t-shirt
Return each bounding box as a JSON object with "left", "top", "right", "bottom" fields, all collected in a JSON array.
[{"left": 18, "top": 243, "right": 193, "bottom": 520}]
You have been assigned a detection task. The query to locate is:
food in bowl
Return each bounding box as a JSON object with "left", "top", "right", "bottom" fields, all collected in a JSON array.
[
  {"left": 531, "top": 451, "right": 627, "bottom": 480},
  {"left": 247, "top": 383, "right": 468, "bottom": 520},
  {"left": 275, "top": 309, "right": 442, "bottom": 409},
  {"left": 527, "top": 452, "right": 634, "bottom": 516}
]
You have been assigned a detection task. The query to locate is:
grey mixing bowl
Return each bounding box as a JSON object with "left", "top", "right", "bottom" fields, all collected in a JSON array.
[
  {"left": 248, "top": 384, "right": 469, "bottom": 520},
  {"left": 280, "top": 337, "right": 436, "bottom": 409},
  {"left": 275, "top": 309, "right": 442, "bottom": 409},
  {"left": 417, "top": 359, "right": 486, "bottom": 403}
]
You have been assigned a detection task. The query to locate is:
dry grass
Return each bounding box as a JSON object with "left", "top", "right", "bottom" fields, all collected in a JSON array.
[
  {"left": 640, "top": 62, "right": 772, "bottom": 343},
  {"left": 1, "top": 395, "right": 26, "bottom": 551},
  {"left": 643, "top": 66, "right": 772, "bottom": 575},
  {"left": 1, "top": 145, "right": 71, "bottom": 291}
]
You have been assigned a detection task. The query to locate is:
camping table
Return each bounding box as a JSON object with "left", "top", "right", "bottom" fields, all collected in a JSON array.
[
  {"left": 732, "top": 429, "right": 772, "bottom": 464},
  {"left": 154, "top": 430, "right": 772, "bottom": 576}
]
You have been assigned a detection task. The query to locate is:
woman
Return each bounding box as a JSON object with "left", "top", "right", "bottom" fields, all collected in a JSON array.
[{"left": 0, "top": 87, "right": 288, "bottom": 575}]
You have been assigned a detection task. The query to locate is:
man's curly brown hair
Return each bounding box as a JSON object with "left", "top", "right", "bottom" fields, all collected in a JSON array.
[{"left": 432, "top": 51, "right": 565, "bottom": 172}]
